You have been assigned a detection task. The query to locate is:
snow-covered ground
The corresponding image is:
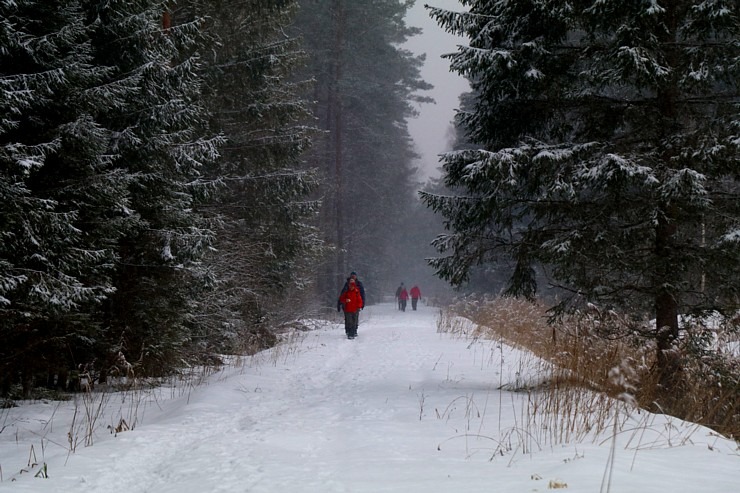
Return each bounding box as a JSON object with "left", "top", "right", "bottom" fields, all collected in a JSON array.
[{"left": 1, "top": 303, "right": 738, "bottom": 492}]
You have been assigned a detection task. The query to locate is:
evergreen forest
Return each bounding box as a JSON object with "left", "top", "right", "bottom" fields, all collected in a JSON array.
[
  {"left": 1, "top": 0, "right": 738, "bottom": 431},
  {"left": 422, "top": 0, "right": 739, "bottom": 420},
  {"left": 1, "top": 0, "right": 443, "bottom": 396}
]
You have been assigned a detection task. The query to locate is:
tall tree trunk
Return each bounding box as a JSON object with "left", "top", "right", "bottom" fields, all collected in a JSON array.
[
  {"left": 654, "top": 2, "right": 682, "bottom": 391},
  {"left": 331, "top": 0, "right": 345, "bottom": 287},
  {"left": 655, "top": 209, "right": 680, "bottom": 391}
]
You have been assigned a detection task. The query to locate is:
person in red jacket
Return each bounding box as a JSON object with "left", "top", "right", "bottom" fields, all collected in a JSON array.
[
  {"left": 338, "top": 278, "right": 364, "bottom": 339},
  {"left": 410, "top": 285, "right": 421, "bottom": 311},
  {"left": 398, "top": 285, "right": 409, "bottom": 312}
]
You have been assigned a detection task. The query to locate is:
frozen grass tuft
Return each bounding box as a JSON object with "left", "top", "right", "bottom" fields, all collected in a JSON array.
[{"left": 438, "top": 295, "right": 739, "bottom": 455}]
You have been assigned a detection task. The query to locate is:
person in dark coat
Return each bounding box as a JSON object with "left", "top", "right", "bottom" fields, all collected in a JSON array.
[
  {"left": 338, "top": 278, "right": 364, "bottom": 339},
  {"left": 395, "top": 283, "right": 404, "bottom": 310}
]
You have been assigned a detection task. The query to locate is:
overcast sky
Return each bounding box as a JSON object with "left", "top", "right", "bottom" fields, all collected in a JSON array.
[{"left": 403, "top": 0, "right": 469, "bottom": 182}]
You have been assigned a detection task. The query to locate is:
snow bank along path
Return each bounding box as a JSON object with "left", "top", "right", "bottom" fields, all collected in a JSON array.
[{"left": 1, "top": 302, "right": 738, "bottom": 493}]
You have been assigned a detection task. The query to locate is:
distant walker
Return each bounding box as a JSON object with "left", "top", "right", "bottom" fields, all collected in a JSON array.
[
  {"left": 410, "top": 285, "right": 421, "bottom": 311},
  {"left": 397, "top": 284, "right": 409, "bottom": 312}
]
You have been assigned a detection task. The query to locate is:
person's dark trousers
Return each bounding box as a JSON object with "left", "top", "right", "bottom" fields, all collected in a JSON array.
[
  {"left": 345, "top": 311, "right": 359, "bottom": 338},
  {"left": 400, "top": 300, "right": 407, "bottom": 312},
  {"left": 411, "top": 298, "right": 418, "bottom": 310}
]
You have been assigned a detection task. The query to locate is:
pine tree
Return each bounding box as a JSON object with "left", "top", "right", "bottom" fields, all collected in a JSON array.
[
  {"left": 88, "top": 0, "right": 220, "bottom": 378},
  {"left": 422, "top": 1, "right": 740, "bottom": 387},
  {"left": 174, "top": 0, "right": 323, "bottom": 349},
  {"left": 0, "top": 0, "right": 134, "bottom": 394}
]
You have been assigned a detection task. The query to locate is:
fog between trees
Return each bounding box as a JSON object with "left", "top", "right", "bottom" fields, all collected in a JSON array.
[{"left": 1, "top": 1, "right": 737, "bottom": 404}]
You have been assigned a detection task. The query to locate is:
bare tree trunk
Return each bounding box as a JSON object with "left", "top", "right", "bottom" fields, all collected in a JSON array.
[
  {"left": 331, "top": 0, "right": 345, "bottom": 287},
  {"left": 653, "top": 1, "right": 683, "bottom": 392},
  {"left": 655, "top": 212, "right": 680, "bottom": 390}
]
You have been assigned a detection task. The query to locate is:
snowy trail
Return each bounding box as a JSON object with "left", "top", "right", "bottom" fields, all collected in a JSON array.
[
  {"left": 17, "top": 304, "right": 459, "bottom": 493},
  {"left": 220, "top": 306, "right": 457, "bottom": 493},
  {"left": 2, "top": 303, "right": 739, "bottom": 493}
]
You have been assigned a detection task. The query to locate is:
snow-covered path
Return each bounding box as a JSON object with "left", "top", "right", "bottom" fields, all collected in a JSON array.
[{"left": 1, "top": 303, "right": 738, "bottom": 492}]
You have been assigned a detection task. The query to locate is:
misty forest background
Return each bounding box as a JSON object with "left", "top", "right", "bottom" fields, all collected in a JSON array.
[
  {"left": 1, "top": 0, "right": 738, "bottom": 435},
  {"left": 1, "top": 0, "right": 456, "bottom": 395}
]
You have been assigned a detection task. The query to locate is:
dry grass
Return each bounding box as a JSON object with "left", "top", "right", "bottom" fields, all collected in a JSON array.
[{"left": 442, "top": 296, "right": 739, "bottom": 443}]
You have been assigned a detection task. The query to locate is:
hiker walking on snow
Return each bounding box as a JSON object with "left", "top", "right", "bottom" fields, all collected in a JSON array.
[
  {"left": 338, "top": 278, "right": 364, "bottom": 339},
  {"left": 395, "top": 283, "right": 405, "bottom": 310},
  {"left": 398, "top": 285, "right": 409, "bottom": 312},
  {"left": 410, "top": 285, "right": 421, "bottom": 311}
]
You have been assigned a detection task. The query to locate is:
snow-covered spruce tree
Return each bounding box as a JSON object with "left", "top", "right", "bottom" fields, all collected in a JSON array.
[
  {"left": 0, "top": 1, "right": 136, "bottom": 394},
  {"left": 88, "top": 1, "right": 220, "bottom": 379},
  {"left": 293, "top": 0, "right": 432, "bottom": 303},
  {"left": 173, "top": 0, "right": 323, "bottom": 352},
  {"left": 421, "top": 1, "right": 740, "bottom": 388},
  {"left": 423, "top": 89, "right": 524, "bottom": 297}
]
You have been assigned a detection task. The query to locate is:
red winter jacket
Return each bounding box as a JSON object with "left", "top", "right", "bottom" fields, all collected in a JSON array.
[
  {"left": 410, "top": 286, "right": 421, "bottom": 299},
  {"left": 339, "top": 284, "right": 364, "bottom": 313},
  {"left": 399, "top": 288, "right": 409, "bottom": 301}
]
